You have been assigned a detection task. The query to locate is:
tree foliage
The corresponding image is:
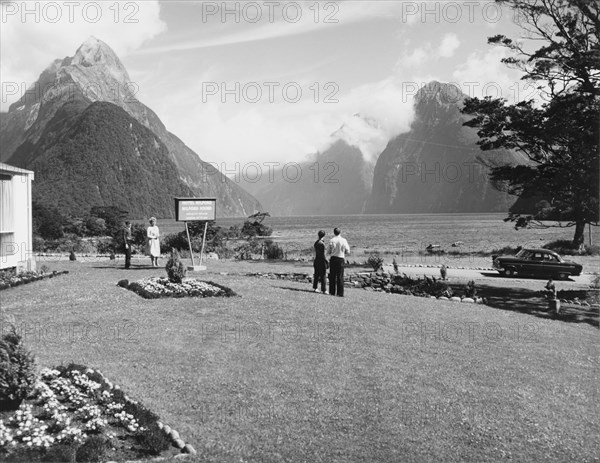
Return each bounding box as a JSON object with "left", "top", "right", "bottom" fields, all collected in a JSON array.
[{"left": 462, "top": 0, "right": 599, "bottom": 247}]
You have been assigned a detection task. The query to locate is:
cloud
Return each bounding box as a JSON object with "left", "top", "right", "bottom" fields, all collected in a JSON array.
[
  {"left": 167, "top": 75, "right": 416, "bottom": 169},
  {"left": 397, "top": 34, "right": 461, "bottom": 71},
  {"left": 438, "top": 33, "right": 460, "bottom": 58},
  {"left": 452, "top": 47, "right": 539, "bottom": 103},
  {"left": 0, "top": 1, "right": 166, "bottom": 110},
  {"left": 402, "top": 47, "right": 430, "bottom": 67},
  {"left": 136, "top": 1, "right": 404, "bottom": 55}
]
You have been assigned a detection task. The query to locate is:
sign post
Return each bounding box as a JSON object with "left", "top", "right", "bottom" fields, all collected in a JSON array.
[{"left": 175, "top": 198, "right": 217, "bottom": 271}]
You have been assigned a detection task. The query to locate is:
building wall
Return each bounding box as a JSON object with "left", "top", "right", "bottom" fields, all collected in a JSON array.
[{"left": 0, "top": 167, "right": 34, "bottom": 271}]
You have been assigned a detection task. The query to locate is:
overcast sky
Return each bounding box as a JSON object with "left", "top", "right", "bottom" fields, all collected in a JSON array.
[{"left": 1, "top": 1, "right": 531, "bottom": 167}]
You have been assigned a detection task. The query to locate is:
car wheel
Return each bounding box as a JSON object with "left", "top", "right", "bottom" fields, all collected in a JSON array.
[
  {"left": 505, "top": 268, "right": 516, "bottom": 277},
  {"left": 557, "top": 272, "right": 570, "bottom": 280}
]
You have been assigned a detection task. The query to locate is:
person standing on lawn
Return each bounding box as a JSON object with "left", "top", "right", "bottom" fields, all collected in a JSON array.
[
  {"left": 146, "top": 217, "right": 161, "bottom": 267},
  {"left": 327, "top": 227, "right": 350, "bottom": 297},
  {"left": 123, "top": 221, "right": 133, "bottom": 269},
  {"left": 313, "top": 230, "right": 329, "bottom": 294}
]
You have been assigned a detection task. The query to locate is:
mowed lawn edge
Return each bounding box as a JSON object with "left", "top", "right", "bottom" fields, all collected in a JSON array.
[{"left": 2, "top": 260, "right": 599, "bottom": 463}]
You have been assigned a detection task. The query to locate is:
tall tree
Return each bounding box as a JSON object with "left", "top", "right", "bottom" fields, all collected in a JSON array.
[{"left": 462, "top": 0, "right": 599, "bottom": 248}]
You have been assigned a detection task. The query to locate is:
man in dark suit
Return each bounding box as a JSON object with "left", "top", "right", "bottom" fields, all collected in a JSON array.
[{"left": 123, "top": 221, "right": 133, "bottom": 269}]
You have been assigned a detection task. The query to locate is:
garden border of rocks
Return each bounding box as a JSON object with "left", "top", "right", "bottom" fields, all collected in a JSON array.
[
  {"left": 85, "top": 369, "right": 197, "bottom": 460},
  {"left": 0, "top": 270, "right": 69, "bottom": 291},
  {"left": 245, "top": 271, "right": 486, "bottom": 304}
]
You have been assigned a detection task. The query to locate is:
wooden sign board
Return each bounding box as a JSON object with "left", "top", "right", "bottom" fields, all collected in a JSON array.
[{"left": 175, "top": 198, "right": 216, "bottom": 222}]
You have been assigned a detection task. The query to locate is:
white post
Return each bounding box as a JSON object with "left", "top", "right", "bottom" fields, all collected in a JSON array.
[
  {"left": 199, "top": 221, "right": 208, "bottom": 265},
  {"left": 185, "top": 221, "right": 195, "bottom": 267}
]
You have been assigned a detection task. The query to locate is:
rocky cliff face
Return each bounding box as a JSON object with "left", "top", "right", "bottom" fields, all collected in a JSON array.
[
  {"left": 1, "top": 37, "right": 262, "bottom": 217},
  {"left": 239, "top": 139, "right": 374, "bottom": 216},
  {"left": 367, "top": 81, "right": 525, "bottom": 213}
]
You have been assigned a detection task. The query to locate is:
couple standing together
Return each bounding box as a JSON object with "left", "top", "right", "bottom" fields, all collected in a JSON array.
[
  {"left": 122, "top": 217, "right": 161, "bottom": 269},
  {"left": 313, "top": 228, "right": 350, "bottom": 297}
]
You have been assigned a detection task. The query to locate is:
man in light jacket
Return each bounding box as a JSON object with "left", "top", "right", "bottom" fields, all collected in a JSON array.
[{"left": 327, "top": 227, "right": 350, "bottom": 297}]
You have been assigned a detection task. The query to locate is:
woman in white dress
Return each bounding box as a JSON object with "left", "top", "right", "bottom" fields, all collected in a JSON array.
[{"left": 146, "top": 217, "right": 160, "bottom": 267}]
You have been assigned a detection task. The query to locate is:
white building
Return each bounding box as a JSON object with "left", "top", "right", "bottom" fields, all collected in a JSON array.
[{"left": 0, "top": 163, "right": 35, "bottom": 271}]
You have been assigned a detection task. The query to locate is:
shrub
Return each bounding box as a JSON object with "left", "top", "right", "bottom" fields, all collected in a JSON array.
[
  {"left": 161, "top": 232, "right": 189, "bottom": 253},
  {"left": 391, "top": 274, "right": 453, "bottom": 298},
  {"left": 76, "top": 435, "right": 110, "bottom": 462},
  {"left": 236, "top": 239, "right": 262, "bottom": 260},
  {"left": 367, "top": 253, "right": 384, "bottom": 271},
  {"left": 136, "top": 425, "right": 171, "bottom": 455},
  {"left": 0, "top": 326, "right": 37, "bottom": 408},
  {"left": 463, "top": 280, "right": 477, "bottom": 298},
  {"left": 241, "top": 220, "right": 272, "bottom": 238},
  {"left": 263, "top": 240, "right": 284, "bottom": 259},
  {"left": 165, "top": 248, "right": 187, "bottom": 283},
  {"left": 543, "top": 239, "right": 600, "bottom": 256}
]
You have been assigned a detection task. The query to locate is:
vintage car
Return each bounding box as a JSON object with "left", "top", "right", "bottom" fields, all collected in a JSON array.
[{"left": 492, "top": 248, "right": 583, "bottom": 279}]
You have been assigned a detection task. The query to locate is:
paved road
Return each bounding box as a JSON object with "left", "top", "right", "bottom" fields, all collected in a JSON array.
[{"left": 382, "top": 264, "right": 595, "bottom": 289}]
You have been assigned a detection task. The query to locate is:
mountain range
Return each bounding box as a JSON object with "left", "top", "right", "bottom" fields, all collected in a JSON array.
[
  {"left": 1, "top": 38, "right": 526, "bottom": 219},
  {"left": 367, "top": 81, "right": 526, "bottom": 213},
  {"left": 244, "top": 82, "right": 524, "bottom": 215},
  {"left": 0, "top": 37, "right": 262, "bottom": 218}
]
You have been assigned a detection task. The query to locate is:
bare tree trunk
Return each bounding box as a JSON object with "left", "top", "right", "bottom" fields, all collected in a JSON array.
[{"left": 573, "top": 220, "right": 586, "bottom": 250}]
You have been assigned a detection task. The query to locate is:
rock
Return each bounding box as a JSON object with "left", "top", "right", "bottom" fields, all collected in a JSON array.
[
  {"left": 438, "top": 297, "right": 449, "bottom": 300},
  {"left": 117, "top": 279, "right": 129, "bottom": 288},
  {"left": 174, "top": 438, "right": 186, "bottom": 449},
  {"left": 183, "top": 444, "right": 197, "bottom": 455},
  {"left": 462, "top": 298, "right": 475, "bottom": 303},
  {"left": 450, "top": 297, "right": 462, "bottom": 302},
  {"left": 206, "top": 252, "right": 219, "bottom": 260},
  {"left": 163, "top": 425, "right": 171, "bottom": 435},
  {"left": 170, "top": 430, "right": 180, "bottom": 441},
  {"left": 157, "top": 422, "right": 163, "bottom": 429}
]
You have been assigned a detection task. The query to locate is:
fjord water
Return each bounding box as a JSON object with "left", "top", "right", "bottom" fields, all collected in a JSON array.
[{"left": 159, "top": 213, "right": 599, "bottom": 254}]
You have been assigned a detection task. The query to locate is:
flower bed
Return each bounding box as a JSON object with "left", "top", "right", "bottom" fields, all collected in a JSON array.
[
  {"left": 0, "top": 364, "right": 190, "bottom": 462},
  {"left": 0, "top": 270, "right": 68, "bottom": 291},
  {"left": 123, "top": 277, "right": 237, "bottom": 299}
]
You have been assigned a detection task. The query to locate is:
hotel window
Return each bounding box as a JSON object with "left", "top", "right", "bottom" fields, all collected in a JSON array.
[{"left": 0, "top": 174, "right": 14, "bottom": 232}]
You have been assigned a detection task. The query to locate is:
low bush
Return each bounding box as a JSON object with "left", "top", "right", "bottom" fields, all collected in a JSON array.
[
  {"left": 76, "top": 435, "right": 110, "bottom": 462},
  {"left": 544, "top": 239, "right": 600, "bottom": 256},
  {"left": 0, "top": 326, "right": 37, "bottom": 409},
  {"left": 165, "top": 249, "right": 187, "bottom": 284},
  {"left": 367, "top": 253, "right": 384, "bottom": 271},
  {"left": 263, "top": 240, "right": 284, "bottom": 260},
  {"left": 463, "top": 280, "right": 477, "bottom": 298},
  {"left": 391, "top": 274, "right": 453, "bottom": 298}
]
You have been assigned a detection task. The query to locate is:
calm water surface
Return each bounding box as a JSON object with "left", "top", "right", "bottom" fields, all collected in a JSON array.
[{"left": 152, "top": 214, "right": 599, "bottom": 254}]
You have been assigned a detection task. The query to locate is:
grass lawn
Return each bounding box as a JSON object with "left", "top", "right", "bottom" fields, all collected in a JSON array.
[{"left": 1, "top": 259, "right": 599, "bottom": 462}]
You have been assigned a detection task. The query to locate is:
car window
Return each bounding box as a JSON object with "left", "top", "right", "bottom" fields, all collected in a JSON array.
[
  {"left": 533, "top": 253, "right": 544, "bottom": 260},
  {"left": 546, "top": 254, "right": 559, "bottom": 262}
]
